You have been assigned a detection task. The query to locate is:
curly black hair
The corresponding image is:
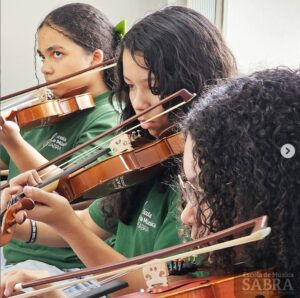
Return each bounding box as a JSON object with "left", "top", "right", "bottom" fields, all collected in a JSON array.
[
  {"left": 35, "top": 3, "right": 119, "bottom": 89},
  {"left": 112, "top": 6, "right": 236, "bottom": 126},
  {"left": 184, "top": 68, "right": 300, "bottom": 293},
  {"left": 101, "top": 6, "right": 237, "bottom": 224}
]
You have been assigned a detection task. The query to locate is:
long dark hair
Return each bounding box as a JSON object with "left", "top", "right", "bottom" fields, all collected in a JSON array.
[
  {"left": 102, "top": 6, "right": 237, "bottom": 224},
  {"left": 36, "top": 3, "right": 119, "bottom": 89},
  {"left": 185, "top": 68, "right": 300, "bottom": 291}
]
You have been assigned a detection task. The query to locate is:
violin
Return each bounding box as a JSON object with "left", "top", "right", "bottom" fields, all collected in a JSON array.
[
  {"left": 58, "top": 130, "right": 185, "bottom": 202},
  {"left": 10, "top": 216, "right": 272, "bottom": 297},
  {"left": 119, "top": 270, "right": 277, "bottom": 298},
  {"left": 0, "top": 89, "right": 196, "bottom": 245},
  {"left": 1, "top": 90, "right": 95, "bottom": 130}
]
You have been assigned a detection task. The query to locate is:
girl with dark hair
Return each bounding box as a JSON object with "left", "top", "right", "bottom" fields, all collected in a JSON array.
[
  {"left": 1, "top": 6, "right": 236, "bottom": 297},
  {"left": 181, "top": 68, "right": 300, "bottom": 296},
  {"left": 0, "top": 1, "right": 119, "bottom": 280}
]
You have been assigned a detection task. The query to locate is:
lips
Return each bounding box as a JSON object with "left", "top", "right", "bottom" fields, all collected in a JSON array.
[{"left": 139, "top": 119, "right": 156, "bottom": 130}]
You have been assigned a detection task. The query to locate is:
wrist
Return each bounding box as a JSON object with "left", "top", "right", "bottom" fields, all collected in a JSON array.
[{"left": 13, "top": 219, "right": 32, "bottom": 241}]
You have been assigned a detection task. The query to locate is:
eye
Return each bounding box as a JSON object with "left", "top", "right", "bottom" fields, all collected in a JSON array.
[
  {"left": 53, "top": 51, "right": 63, "bottom": 58},
  {"left": 125, "top": 82, "right": 134, "bottom": 90}
]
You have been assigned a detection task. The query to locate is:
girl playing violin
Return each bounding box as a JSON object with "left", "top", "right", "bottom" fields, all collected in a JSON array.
[
  {"left": 181, "top": 68, "right": 300, "bottom": 296},
  {"left": 0, "top": 1, "right": 120, "bottom": 280},
  {"left": 0, "top": 6, "right": 236, "bottom": 297}
]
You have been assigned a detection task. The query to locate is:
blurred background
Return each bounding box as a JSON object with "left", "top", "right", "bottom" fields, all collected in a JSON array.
[{"left": 1, "top": 0, "right": 300, "bottom": 96}]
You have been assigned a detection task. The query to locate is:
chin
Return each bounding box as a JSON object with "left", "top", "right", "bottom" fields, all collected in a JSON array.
[{"left": 148, "top": 129, "right": 159, "bottom": 138}]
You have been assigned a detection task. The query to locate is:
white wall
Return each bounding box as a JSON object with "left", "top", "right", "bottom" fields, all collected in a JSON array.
[
  {"left": 224, "top": 0, "right": 300, "bottom": 74},
  {"left": 0, "top": 0, "right": 172, "bottom": 96},
  {"left": 1, "top": 0, "right": 300, "bottom": 97}
]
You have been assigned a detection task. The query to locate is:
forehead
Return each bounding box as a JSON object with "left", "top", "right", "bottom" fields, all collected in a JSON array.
[
  {"left": 37, "top": 25, "right": 75, "bottom": 50},
  {"left": 183, "top": 133, "right": 199, "bottom": 181},
  {"left": 122, "top": 49, "right": 149, "bottom": 78}
]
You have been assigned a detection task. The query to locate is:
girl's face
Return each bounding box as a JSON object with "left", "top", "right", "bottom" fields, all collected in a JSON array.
[
  {"left": 181, "top": 133, "right": 200, "bottom": 240},
  {"left": 37, "top": 25, "right": 100, "bottom": 97},
  {"left": 122, "top": 48, "right": 170, "bottom": 138}
]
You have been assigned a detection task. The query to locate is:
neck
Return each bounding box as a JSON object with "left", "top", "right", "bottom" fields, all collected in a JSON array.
[{"left": 87, "top": 73, "right": 109, "bottom": 97}]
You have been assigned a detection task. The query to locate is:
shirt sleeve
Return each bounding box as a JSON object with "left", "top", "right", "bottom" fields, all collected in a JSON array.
[
  {"left": 88, "top": 198, "right": 118, "bottom": 235},
  {"left": 153, "top": 191, "right": 182, "bottom": 251}
]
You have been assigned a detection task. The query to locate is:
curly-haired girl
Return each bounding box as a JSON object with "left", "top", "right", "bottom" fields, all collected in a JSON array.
[{"left": 182, "top": 68, "right": 300, "bottom": 296}]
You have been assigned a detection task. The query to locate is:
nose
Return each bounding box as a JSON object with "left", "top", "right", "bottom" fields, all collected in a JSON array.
[
  {"left": 131, "top": 90, "right": 150, "bottom": 114},
  {"left": 181, "top": 202, "right": 196, "bottom": 226},
  {"left": 41, "top": 59, "right": 54, "bottom": 77}
]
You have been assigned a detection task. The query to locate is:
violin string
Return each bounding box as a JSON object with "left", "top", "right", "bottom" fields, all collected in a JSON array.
[
  {"left": 13, "top": 227, "right": 271, "bottom": 298},
  {"left": 1, "top": 96, "right": 42, "bottom": 116},
  {"left": 38, "top": 100, "right": 188, "bottom": 180},
  {"left": 67, "top": 271, "right": 130, "bottom": 298},
  {"left": 3, "top": 95, "right": 191, "bottom": 211}
]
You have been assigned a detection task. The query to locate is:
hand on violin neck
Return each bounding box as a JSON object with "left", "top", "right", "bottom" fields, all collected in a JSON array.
[
  {"left": 0, "top": 169, "right": 39, "bottom": 212},
  {"left": 0, "top": 119, "right": 21, "bottom": 147},
  {"left": 21, "top": 184, "right": 78, "bottom": 233}
]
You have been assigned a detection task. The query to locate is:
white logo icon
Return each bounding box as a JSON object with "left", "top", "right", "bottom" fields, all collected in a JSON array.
[{"left": 280, "top": 144, "right": 295, "bottom": 159}]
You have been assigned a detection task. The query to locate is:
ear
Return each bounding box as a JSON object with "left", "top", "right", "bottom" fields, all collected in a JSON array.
[{"left": 90, "top": 49, "right": 104, "bottom": 65}]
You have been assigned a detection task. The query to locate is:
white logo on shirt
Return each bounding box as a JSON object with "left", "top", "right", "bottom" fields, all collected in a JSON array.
[
  {"left": 41, "top": 133, "right": 68, "bottom": 151},
  {"left": 137, "top": 208, "right": 157, "bottom": 232}
]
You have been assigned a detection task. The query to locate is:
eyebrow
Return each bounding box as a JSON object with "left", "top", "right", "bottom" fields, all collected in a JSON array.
[
  {"left": 123, "top": 76, "right": 149, "bottom": 82},
  {"left": 37, "top": 45, "right": 64, "bottom": 55}
]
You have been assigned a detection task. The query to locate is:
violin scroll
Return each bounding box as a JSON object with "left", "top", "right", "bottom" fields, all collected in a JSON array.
[{"left": 0, "top": 197, "right": 35, "bottom": 247}]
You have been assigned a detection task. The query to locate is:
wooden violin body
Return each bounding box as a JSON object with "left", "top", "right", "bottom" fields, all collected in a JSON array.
[
  {"left": 58, "top": 132, "right": 184, "bottom": 202},
  {"left": 4, "top": 93, "right": 95, "bottom": 129},
  {"left": 120, "top": 271, "right": 278, "bottom": 298}
]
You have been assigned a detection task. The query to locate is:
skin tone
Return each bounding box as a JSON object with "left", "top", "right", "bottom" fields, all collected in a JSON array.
[
  {"left": 181, "top": 133, "right": 200, "bottom": 240},
  {"left": 0, "top": 49, "right": 171, "bottom": 297},
  {"left": 37, "top": 25, "right": 107, "bottom": 98},
  {"left": 0, "top": 25, "right": 107, "bottom": 172},
  {"left": 123, "top": 49, "right": 170, "bottom": 138}
]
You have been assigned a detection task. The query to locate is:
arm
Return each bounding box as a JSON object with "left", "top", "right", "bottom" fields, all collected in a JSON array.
[
  {"left": 1, "top": 171, "right": 111, "bottom": 247},
  {"left": 0, "top": 160, "right": 8, "bottom": 171},
  {"left": 0, "top": 120, "right": 59, "bottom": 177},
  {"left": 2, "top": 171, "right": 147, "bottom": 295}
]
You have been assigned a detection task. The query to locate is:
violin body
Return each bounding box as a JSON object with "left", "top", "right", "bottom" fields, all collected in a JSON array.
[
  {"left": 3, "top": 93, "right": 95, "bottom": 129},
  {"left": 58, "top": 132, "right": 184, "bottom": 202},
  {"left": 120, "top": 272, "right": 278, "bottom": 298}
]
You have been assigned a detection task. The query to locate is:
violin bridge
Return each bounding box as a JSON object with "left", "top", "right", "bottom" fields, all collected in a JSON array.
[
  {"left": 109, "top": 134, "right": 134, "bottom": 155},
  {"left": 142, "top": 261, "right": 169, "bottom": 292},
  {"left": 37, "top": 88, "right": 55, "bottom": 102}
]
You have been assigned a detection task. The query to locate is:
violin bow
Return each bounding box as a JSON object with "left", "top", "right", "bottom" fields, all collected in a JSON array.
[
  {"left": 0, "top": 88, "right": 195, "bottom": 191},
  {"left": 0, "top": 59, "right": 116, "bottom": 101},
  {"left": 12, "top": 216, "right": 271, "bottom": 298}
]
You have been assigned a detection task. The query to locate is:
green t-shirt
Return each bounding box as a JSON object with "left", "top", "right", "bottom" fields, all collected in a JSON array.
[
  {"left": 89, "top": 177, "right": 182, "bottom": 257},
  {"left": 2, "top": 92, "right": 119, "bottom": 269}
]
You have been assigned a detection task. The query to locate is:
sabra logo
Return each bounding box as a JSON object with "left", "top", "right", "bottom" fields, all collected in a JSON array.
[{"left": 242, "top": 277, "right": 294, "bottom": 292}]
